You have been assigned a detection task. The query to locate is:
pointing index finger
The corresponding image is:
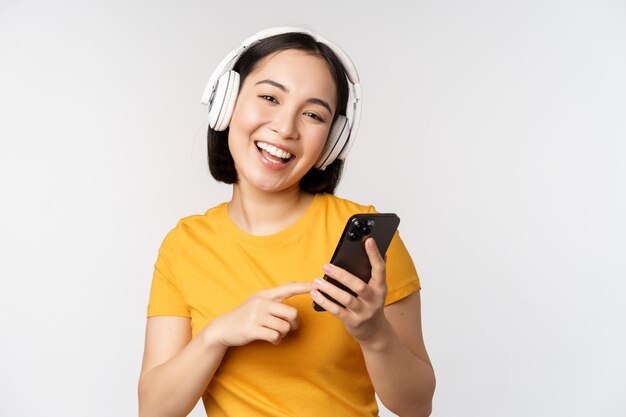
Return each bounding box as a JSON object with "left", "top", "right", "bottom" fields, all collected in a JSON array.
[{"left": 265, "top": 281, "right": 314, "bottom": 302}]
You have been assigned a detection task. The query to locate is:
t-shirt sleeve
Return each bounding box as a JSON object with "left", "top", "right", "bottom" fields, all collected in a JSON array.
[
  {"left": 384, "top": 230, "right": 421, "bottom": 305},
  {"left": 366, "top": 206, "right": 421, "bottom": 305},
  {"left": 147, "top": 227, "right": 191, "bottom": 318}
]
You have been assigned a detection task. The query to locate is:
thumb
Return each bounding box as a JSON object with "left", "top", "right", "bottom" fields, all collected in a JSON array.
[{"left": 365, "top": 238, "right": 387, "bottom": 288}]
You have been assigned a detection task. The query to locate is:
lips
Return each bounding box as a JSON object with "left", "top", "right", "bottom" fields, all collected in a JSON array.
[
  {"left": 254, "top": 141, "right": 293, "bottom": 160},
  {"left": 254, "top": 141, "right": 295, "bottom": 167}
]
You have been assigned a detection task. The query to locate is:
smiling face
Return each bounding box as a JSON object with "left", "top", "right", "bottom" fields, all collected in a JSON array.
[{"left": 227, "top": 49, "right": 338, "bottom": 194}]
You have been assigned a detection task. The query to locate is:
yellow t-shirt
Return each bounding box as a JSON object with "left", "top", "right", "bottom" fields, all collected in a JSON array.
[{"left": 147, "top": 193, "right": 420, "bottom": 417}]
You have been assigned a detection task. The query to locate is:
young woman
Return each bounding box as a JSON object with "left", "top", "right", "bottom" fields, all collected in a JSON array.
[{"left": 138, "top": 27, "right": 435, "bottom": 417}]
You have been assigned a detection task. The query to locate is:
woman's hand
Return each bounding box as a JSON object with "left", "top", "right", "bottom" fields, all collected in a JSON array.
[
  {"left": 205, "top": 282, "right": 313, "bottom": 348},
  {"left": 310, "top": 237, "right": 388, "bottom": 344}
]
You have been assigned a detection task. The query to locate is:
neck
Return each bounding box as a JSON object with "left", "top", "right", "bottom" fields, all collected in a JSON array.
[{"left": 227, "top": 183, "right": 315, "bottom": 236}]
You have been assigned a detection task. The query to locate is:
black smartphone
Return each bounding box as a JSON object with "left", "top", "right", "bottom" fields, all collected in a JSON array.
[{"left": 313, "top": 213, "right": 400, "bottom": 312}]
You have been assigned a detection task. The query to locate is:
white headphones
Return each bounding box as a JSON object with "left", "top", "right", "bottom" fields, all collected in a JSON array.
[{"left": 201, "top": 27, "right": 362, "bottom": 171}]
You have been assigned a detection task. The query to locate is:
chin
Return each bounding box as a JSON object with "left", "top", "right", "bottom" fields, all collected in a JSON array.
[
  {"left": 246, "top": 166, "right": 310, "bottom": 193},
  {"left": 256, "top": 180, "right": 297, "bottom": 193}
]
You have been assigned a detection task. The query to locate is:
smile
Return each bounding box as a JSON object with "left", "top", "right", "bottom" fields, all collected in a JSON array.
[{"left": 254, "top": 141, "right": 294, "bottom": 165}]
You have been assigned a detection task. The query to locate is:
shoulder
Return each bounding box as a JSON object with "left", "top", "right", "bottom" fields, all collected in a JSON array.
[
  {"left": 176, "top": 202, "right": 225, "bottom": 231},
  {"left": 312, "top": 194, "right": 378, "bottom": 235},
  {"left": 158, "top": 202, "right": 228, "bottom": 251},
  {"left": 318, "top": 193, "right": 376, "bottom": 216}
]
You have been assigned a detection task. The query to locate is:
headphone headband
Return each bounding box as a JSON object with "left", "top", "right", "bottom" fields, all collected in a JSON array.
[{"left": 201, "top": 26, "right": 362, "bottom": 170}]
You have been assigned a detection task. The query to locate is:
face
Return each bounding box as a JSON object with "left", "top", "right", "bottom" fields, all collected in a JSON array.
[{"left": 227, "top": 49, "right": 338, "bottom": 194}]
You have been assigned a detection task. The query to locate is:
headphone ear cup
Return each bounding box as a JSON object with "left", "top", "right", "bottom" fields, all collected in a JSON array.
[
  {"left": 208, "top": 71, "right": 241, "bottom": 131},
  {"left": 315, "top": 115, "right": 350, "bottom": 170}
]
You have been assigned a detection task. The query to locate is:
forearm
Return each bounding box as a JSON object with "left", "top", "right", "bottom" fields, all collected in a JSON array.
[
  {"left": 360, "top": 319, "right": 436, "bottom": 417},
  {"left": 138, "top": 326, "right": 228, "bottom": 417}
]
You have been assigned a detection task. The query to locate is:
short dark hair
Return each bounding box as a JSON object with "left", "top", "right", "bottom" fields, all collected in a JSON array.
[{"left": 207, "top": 32, "right": 350, "bottom": 194}]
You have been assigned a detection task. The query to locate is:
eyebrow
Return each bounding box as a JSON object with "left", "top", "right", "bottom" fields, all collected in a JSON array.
[{"left": 254, "top": 79, "right": 333, "bottom": 115}]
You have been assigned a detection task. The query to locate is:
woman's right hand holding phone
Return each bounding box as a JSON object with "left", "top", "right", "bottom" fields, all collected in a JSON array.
[{"left": 203, "top": 282, "right": 313, "bottom": 347}]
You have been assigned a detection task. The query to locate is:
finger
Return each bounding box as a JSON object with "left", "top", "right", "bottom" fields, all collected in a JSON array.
[
  {"left": 261, "top": 315, "right": 292, "bottom": 337},
  {"left": 322, "top": 264, "right": 370, "bottom": 297},
  {"left": 263, "top": 281, "right": 314, "bottom": 302},
  {"left": 313, "top": 277, "right": 360, "bottom": 311},
  {"left": 255, "top": 327, "right": 283, "bottom": 345},
  {"left": 268, "top": 302, "right": 300, "bottom": 330},
  {"left": 310, "top": 289, "right": 347, "bottom": 318},
  {"left": 365, "top": 238, "right": 387, "bottom": 287}
]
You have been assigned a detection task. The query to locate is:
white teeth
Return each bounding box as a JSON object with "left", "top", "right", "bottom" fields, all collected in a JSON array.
[{"left": 255, "top": 141, "right": 292, "bottom": 159}]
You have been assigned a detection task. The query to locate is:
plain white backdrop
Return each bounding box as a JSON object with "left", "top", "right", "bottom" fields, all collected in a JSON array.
[{"left": 1, "top": 1, "right": 625, "bottom": 416}]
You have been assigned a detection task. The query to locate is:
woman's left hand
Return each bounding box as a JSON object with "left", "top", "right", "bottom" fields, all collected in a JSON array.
[{"left": 310, "top": 237, "right": 388, "bottom": 344}]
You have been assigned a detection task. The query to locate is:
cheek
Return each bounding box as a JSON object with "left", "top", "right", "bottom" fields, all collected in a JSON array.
[
  {"left": 310, "top": 125, "right": 332, "bottom": 153},
  {"left": 230, "top": 97, "right": 268, "bottom": 132},
  {"left": 227, "top": 102, "right": 255, "bottom": 155}
]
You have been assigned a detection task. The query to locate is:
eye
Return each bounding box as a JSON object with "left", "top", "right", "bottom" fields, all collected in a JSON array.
[
  {"left": 304, "top": 112, "right": 325, "bottom": 123},
  {"left": 259, "top": 95, "right": 279, "bottom": 104}
]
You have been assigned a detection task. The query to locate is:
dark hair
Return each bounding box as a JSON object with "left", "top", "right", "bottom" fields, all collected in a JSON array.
[{"left": 207, "top": 32, "right": 350, "bottom": 194}]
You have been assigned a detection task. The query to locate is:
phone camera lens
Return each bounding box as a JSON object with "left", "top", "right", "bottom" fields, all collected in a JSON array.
[
  {"left": 362, "top": 226, "right": 372, "bottom": 235},
  {"left": 348, "top": 231, "right": 359, "bottom": 241}
]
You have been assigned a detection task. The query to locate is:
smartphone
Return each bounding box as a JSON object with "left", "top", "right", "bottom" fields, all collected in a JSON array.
[{"left": 313, "top": 213, "right": 400, "bottom": 312}]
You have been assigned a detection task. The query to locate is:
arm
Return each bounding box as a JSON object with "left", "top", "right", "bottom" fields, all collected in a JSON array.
[
  {"left": 310, "top": 238, "right": 435, "bottom": 417},
  {"left": 138, "top": 282, "right": 313, "bottom": 417},
  {"left": 138, "top": 316, "right": 227, "bottom": 417},
  {"left": 361, "top": 292, "right": 435, "bottom": 417}
]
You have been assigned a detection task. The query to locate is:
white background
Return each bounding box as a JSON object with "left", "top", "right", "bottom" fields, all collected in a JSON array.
[{"left": 1, "top": 1, "right": 625, "bottom": 416}]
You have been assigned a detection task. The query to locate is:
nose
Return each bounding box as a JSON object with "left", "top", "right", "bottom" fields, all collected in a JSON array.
[{"left": 271, "top": 107, "right": 300, "bottom": 140}]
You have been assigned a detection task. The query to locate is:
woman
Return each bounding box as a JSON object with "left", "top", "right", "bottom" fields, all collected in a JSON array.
[{"left": 138, "top": 27, "right": 435, "bottom": 417}]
